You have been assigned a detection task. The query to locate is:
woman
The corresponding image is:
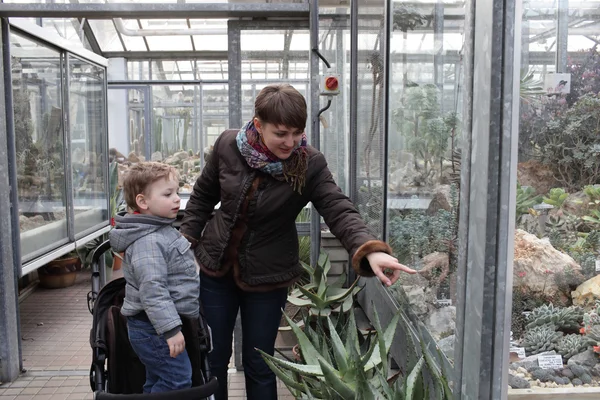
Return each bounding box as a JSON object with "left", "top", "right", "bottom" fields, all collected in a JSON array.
[{"left": 180, "top": 84, "right": 415, "bottom": 400}]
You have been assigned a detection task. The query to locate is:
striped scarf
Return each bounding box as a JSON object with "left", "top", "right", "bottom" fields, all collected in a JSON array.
[{"left": 236, "top": 120, "right": 308, "bottom": 194}]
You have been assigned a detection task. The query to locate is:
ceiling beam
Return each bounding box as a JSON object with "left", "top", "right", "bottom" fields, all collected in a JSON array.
[{"left": 0, "top": 3, "right": 309, "bottom": 19}]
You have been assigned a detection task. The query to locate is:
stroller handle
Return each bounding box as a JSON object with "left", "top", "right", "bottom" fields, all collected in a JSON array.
[{"left": 94, "top": 377, "right": 218, "bottom": 400}]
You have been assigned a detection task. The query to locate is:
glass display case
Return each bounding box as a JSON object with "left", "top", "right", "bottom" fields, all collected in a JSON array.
[{"left": 9, "top": 21, "right": 109, "bottom": 268}]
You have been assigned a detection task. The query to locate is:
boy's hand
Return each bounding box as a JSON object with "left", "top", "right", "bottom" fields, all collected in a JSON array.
[{"left": 167, "top": 331, "right": 186, "bottom": 358}]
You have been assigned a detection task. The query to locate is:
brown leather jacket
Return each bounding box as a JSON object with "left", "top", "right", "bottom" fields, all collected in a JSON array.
[{"left": 180, "top": 129, "right": 391, "bottom": 291}]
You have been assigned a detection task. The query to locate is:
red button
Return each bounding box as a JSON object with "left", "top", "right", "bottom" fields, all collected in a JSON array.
[{"left": 325, "top": 76, "right": 338, "bottom": 91}]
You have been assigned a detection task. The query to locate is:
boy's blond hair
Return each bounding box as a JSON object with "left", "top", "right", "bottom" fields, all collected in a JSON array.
[{"left": 122, "top": 162, "right": 180, "bottom": 212}]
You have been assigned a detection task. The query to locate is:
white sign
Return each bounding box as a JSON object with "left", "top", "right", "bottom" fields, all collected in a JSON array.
[
  {"left": 595, "top": 259, "right": 600, "bottom": 272},
  {"left": 544, "top": 73, "right": 571, "bottom": 95},
  {"left": 435, "top": 299, "right": 452, "bottom": 307},
  {"left": 510, "top": 347, "right": 526, "bottom": 359},
  {"left": 538, "top": 354, "right": 563, "bottom": 369}
]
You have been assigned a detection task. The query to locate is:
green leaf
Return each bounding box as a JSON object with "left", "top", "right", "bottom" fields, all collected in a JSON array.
[
  {"left": 319, "top": 252, "right": 331, "bottom": 277},
  {"left": 287, "top": 296, "right": 315, "bottom": 307},
  {"left": 282, "top": 312, "right": 321, "bottom": 366},
  {"left": 258, "top": 349, "right": 323, "bottom": 376},
  {"left": 318, "top": 358, "right": 355, "bottom": 399},
  {"left": 327, "top": 316, "right": 349, "bottom": 374},
  {"left": 260, "top": 351, "right": 310, "bottom": 392},
  {"left": 298, "top": 286, "right": 327, "bottom": 309},
  {"left": 404, "top": 357, "right": 425, "bottom": 400}
]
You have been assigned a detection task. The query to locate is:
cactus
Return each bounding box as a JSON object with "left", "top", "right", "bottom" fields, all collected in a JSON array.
[
  {"left": 543, "top": 188, "right": 568, "bottom": 209},
  {"left": 154, "top": 117, "right": 163, "bottom": 153},
  {"left": 525, "top": 304, "right": 584, "bottom": 331},
  {"left": 556, "top": 334, "right": 590, "bottom": 360},
  {"left": 522, "top": 325, "right": 563, "bottom": 355}
]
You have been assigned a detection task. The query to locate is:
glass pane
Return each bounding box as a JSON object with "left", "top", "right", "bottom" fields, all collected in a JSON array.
[
  {"left": 88, "top": 20, "right": 124, "bottom": 52},
  {"left": 146, "top": 36, "right": 193, "bottom": 51},
  {"left": 127, "top": 61, "right": 150, "bottom": 80},
  {"left": 385, "top": 0, "right": 466, "bottom": 371},
  {"left": 41, "top": 18, "right": 87, "bottom": 49},
  {"left": 69, "top": 57, "right": 109, "bottom": 235},
  {"left": 11, "top": 33, "right": 68, "bottom": 261},
  {"left": 510, "top": 0, "right": 600, "bottom": 391},
  {"left": 196, "top": 60, "right": 228, "bottom": 80}
]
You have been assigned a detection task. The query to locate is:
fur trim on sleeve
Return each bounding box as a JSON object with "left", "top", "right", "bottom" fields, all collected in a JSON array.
[{"left": 352, "top": 240, "right": 393, "bottom": 277}]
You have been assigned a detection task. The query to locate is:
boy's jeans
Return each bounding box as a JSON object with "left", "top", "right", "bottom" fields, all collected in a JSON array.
[{"left": 127, "top": 314, "right": 192, "bottom": 393}]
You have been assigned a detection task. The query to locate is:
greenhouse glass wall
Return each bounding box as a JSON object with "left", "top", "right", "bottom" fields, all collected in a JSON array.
[{"left": 0, "top": 0, "right": 599, "bottom": 399}]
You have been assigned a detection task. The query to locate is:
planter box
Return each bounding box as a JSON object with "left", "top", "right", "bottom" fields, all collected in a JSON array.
[{"left": 508, "top": 387, "right": 600, "bottom": 399}]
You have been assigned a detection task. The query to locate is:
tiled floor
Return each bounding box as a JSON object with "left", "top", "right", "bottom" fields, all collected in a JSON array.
[{"left": 0, "top": 271, "right": 294, "bottom": 399}]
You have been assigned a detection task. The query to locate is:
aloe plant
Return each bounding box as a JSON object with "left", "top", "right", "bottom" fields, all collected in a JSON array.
[
  {"left": 287, "top": 253, "right": 360, "bottom": 319},
  {"left": 260, "top": 307, "right": 452, "bottom": 399}
]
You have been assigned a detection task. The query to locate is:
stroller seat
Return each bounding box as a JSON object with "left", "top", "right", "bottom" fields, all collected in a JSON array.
[{"left": 87, "top": 240, "right": 217, "bottom": 399}]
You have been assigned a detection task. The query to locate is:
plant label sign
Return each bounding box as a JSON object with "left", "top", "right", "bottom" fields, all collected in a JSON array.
[
  {"left": 538, "top": 354, "right": 563, "bottom": 369},
  {"left": 510, "top": 347, "right": 526, "bottom": 359},
  {"left": 544, "top": 73, "right": 571, "bottom": 95},
  {"left": 595, "top": 259, "right": 600, "bottom": 273}
]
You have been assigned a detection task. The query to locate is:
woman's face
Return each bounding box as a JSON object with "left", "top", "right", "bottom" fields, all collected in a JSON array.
[{"left": 254, "top": 118, "right": 304, "bottom": 160}]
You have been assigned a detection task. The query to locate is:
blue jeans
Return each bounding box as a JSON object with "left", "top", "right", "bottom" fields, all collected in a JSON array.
[
  {"left": 126, "top": 314, "right": 192, "bottom": 393},
  {"left": 201, "top": 272, "right": 288, "bottom": 400}
]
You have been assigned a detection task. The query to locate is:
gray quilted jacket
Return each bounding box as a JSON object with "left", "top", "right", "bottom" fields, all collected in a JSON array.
[{"left": 109, "top": 214, "right": 200, "bottom": 336}]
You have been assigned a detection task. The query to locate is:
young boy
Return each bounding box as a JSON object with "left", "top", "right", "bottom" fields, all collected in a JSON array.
[{"left": 109, "top": 162, "right": 199, "bottom": 393}]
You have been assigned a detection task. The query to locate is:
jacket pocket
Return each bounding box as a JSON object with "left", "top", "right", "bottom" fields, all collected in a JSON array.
[{"left": 174, "top": 236, "right": 199, "bottom": 277}]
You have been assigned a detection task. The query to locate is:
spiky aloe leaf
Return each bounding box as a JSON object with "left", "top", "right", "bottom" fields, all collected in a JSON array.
[
  {"left": 345, "top": 309, "right": 360, "bottom": 357},
  {"left": 298, "top": 286, "right": 327, "bottom": 310},
  {"left": 318, "top": 358, "right": 355, "bottom": 399},
  {"left": 363, "top": 310, "right": 401, "bottom": 371},
  {"left": 404, "top": 357, "right": 425, "bottom": 400},
  {"left": 318, "top": 252, "right": 331, "bottom": 277},
  {"left": 421, "top": 340, "right": 448, "bottom": 400},
  {"left": 287, "top": 297, "right": 315, "bottom": 307},
  {"left": 259, "top": 351, "right": 310, "bottom": 392},
  {"left": 327, "top": 316, "right": 349, "bottom": 374},
  {"left": 300, "top": 261, "right": 315, "bottom": 276},
  {"left": 258, "top": 349, "right": 323, "bottom": 376},
  {"left": 283, "top": 312, "right": 321, "bottom": 365},
  {"left": 323, "top": 279, "right": 360, "bottom": 306}
]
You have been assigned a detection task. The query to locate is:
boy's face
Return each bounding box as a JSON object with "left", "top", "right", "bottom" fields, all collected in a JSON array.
[
  {"left": 254, "top": 118, "right": 304, "bottom": 160},
  {"left": 136, "top": 176, "right": 180, "bottom": 219}
]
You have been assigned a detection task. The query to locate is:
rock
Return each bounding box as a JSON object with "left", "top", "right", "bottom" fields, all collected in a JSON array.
[
  {"left": 591, "top": 364, "right": 600, "bottom": 377},
  {"left": 437, "top": 334, "right": 455, "bottom": 360},
  {"left": 513, "top": 229, "right": 583, "bottom": 299},
  {"left": 561, "top": 368, "right": 574, "bottom": 379},
  {"left": 425, "top": 306, "right": 456, "bottom": 339},
  {"left": 572, "top": 378, "right": 583, "bottom": 386},
  {"left": 572, "top": 276, "right": 600, "bottom": 309},
  {"left": 127, "top": 152, "right": 140, "bottom": 163},
  {"left": 173, "top": 151, "right": 189, "bottom": 162},
  {"left": 568, "top": 350, "right": 597, "bottom": 369},
  {"left": 517, "top": 160, "right": 559, "bottom": 195},
  {"left": 531, "top": 369, "right": 553, "bottom": 382},
  {"left": 553, "top": 376, "right": 569, "bottom": 385},
  {"left": 517, "top": 367, "right": 528, "bottom": 375},
  {"left": 402, "top": 285, "right": 429, "bottom": 317},
  {"left": 508, "top": 373, "right": 531, "bottom": 389},
  {"left": 151, "top": 151, "right": 163, "bottom": 162},
  {"left": 579, "top": 373, "right": 592, "bottom": 384},
  {"left": 426, "top": 185, "right": 453, "bottom": 215},
  {"left": 569, "top": 364, "right": 589, "bottom": 378},
  {"left": 562, "top": 190, "right": 595, "bottom": 217}
]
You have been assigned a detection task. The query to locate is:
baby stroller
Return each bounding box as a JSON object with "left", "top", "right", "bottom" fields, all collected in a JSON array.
[{"left": 87, "top": 240, "right": 218, "bottom": 399}]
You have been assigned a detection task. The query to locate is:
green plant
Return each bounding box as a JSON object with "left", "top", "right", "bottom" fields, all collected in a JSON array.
[
  {"left": 516, "top": 183, "right": 542, "bottom": 220},
  {"left": 555, "top": 334, "right": 590, "bottom": 360},
  {"left": 286, "top": 253, "right": 360, "bottom": 319},
  {"left": 154, "top": 116, "right": 163, "bottom": 153},
  {"left": 525, "top": 304, "right": 584, "bottom": 332},
  {"left": 522, "top": 325, "right": 563, "bottom": 355},
  {"left": 543, "top": 188, "right": 569, "bottom": 209},
  {"left": 519, "top": 68, "right": 545, "bottom": 105},
  {"left": 261, "top": 307, "right": 452, "bottom": 399},
  {"left": 532, "top": 94, "right": 600, "bottom": 191}
]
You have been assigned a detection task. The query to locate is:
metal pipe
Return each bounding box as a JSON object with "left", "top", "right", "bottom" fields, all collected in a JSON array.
[
  {"left": 2, "top": 17, "right": 23, "bottom": 373},
  {"left": 114, "top": 18, "right": 227, "bottom": 37}
]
